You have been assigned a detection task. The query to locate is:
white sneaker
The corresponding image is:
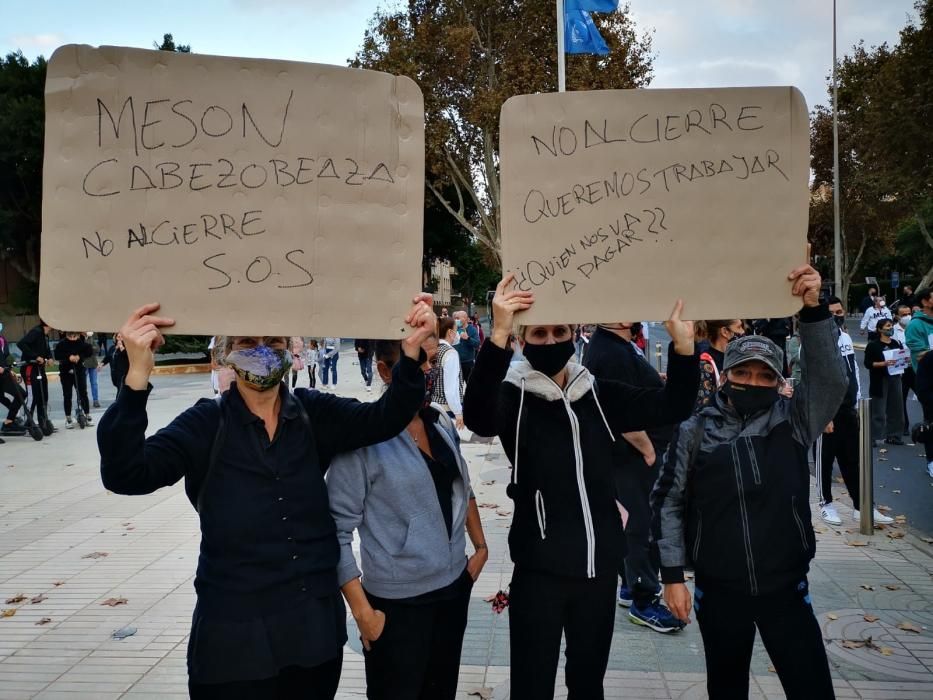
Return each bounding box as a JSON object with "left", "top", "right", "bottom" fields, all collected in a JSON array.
[
  {"left": 366, "top": 386, "right": 372, "bottom": 393},
  {"left": 65, "top": 417, "right": 74, "bottom": 429},
  {"left": 820, "top": 504, "right": 842, "bottom": 525},
  {"left": 853, "top": 509, "right": 895, "bottom": 525}
]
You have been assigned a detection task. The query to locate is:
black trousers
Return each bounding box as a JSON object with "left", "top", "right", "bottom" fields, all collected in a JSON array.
[
  {"left": 461, "top": 360, "right": 475, "bottom": 384},
  {"left": 695, "top": 578, "right": 835, "bottom": 700},
  {"left": 362, "top": 572, "right": 472, "bottom": 700},
  {"left": 616, "top": 461, "right": 661, "bottom": 605},
  {"left": 509, "top": 567, "right": 617, "bottom": 700},
  {"left": 188, "top": 655, "right": 342, "bottom": 700},
  {"left": 815, "top": 405, "right": 859, "bottom": 506},
  {"left": 61, "top": 368, "right": 90, "bottom": 416},
  {"left": 901, "top": 366, "right": 915, "bottom": 433},
  {"left": 0, "top": 371, "right": 23, "bottom": 421}
]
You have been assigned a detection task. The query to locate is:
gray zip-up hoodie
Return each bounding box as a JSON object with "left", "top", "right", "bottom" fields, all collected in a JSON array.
[
  {"left": 651, "top": 305, "right": 848, "bottom": 595},
  {"left": 327, "top": 408, "right": 473, "bottom": 598}
]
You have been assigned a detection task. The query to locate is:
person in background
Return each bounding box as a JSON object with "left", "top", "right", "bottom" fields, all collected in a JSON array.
[
  {"left": 305, "top": 340, "right": 319, "bottom": 389},
  {"left": 904, "top": 287, "right": 933, "bottom": 373},
  {"left": 859, "top": 286, "right": 878, "bottom": 314},
  {"left": 328, "top": 339, "right": 487, "bottom": 700},
  {"left": 864, "top": 317, "right": 905, "bottom": 446},
  {"left": 817, "top": 298, "right": 893, "bottom": 525},
  {"left": 18, "top": 321, "right": 54, "bottom": 420},
  {"left": 320, "top": 338, "right": 340, "bottom": 390},
  {"left": 355, "top": 339, "right": 375, "bottom": 393},
  {"left": 289, "top": 336, "right": 306, "bottom": 390},
  {"left": 913, "top": 351, "right": 933, "bottom": 478},
  {"left": 470, "top": 314, "right": 485, "bottom": 345},
  {"left": 752, "top": 317, "right": 792, "bottom": 375},
  {"left": 102, "top": 333, "right": 129, "bottom": 394},
  {"left": 897, "top": 285, "right": 915, "bottom": 310},
  {"left": 860, "top": 294, "right": 893, "bottom": 337},
  {"left": 84, "top": 332, "right": 102, "bottom": 408},
  {"left": 584, "top": 320, "right": 684, "bottom": 634},
  {"left": 54, "top": 331, "right": 95, "bottom": 428},
  {"left": 0, "top": 322, "right": 24, "bottom": 438},
  {"left": 893, "top": 305, "right": 914, "bottom": 437},
  {"left": 453, "top": 311, "right": 479, "bottom": 383},
  {"left": 440, "top": 307, "right": 449, "bottom": 319},
  {"left": 631, "top": 322, "right": 648, "bottom": 354},
  {"left": 208, "top": 336, "right": 224, "bottom": 395},
  {"left": 693, "top": 319, "right": 744, "bottom": 412},
  {"left": 433, "top": 319, "right": 464, "bottom": 430},
  {"left": 653, "top": 264, "right": 844, "bottom": 699}
]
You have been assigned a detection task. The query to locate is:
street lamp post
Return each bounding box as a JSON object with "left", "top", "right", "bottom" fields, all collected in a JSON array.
[{"left": 832, "top": 0, "right": 842, "bottom": 298}]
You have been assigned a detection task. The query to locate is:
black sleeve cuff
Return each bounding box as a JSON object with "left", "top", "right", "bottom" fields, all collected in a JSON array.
[
  {"left": 115, "top": 383, "right": 153, "bottom": 410},
  {"left": 798, "top": 303, "right": 830, "bottom": 323},
  {"left": 660, "top": 566, "right": 686, "bottom": 584}
]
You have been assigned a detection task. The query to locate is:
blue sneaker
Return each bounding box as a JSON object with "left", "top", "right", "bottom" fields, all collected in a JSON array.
[
  {"left": 617, "top": 586, "right": 633, "bottom": 607},
  {"left": 629, "top": 598, "right": 686, "bottom": 633}
]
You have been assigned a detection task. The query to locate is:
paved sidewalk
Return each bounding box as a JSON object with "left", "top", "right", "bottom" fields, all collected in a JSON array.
[{"left": 0, "top": 359, "right": 932, "bottom": 699}]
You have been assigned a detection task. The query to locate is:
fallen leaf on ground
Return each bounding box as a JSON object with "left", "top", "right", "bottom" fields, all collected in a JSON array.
[
  {"left": 892, "top": 489, "right": 902, "bottom": 494},
  {"left": 767, "top": 665, "right": 776, "bottom": 673},
  {"left": 879, "top": 457, "right": 889, "bottom": 462},
  {"left": 879, "top": 448, "right": 888, "bottom": 454},
  {"left": 496, "top": 510, "right": 512, "bottom": 516},
  {"left": 35, "top": 617, "right": 51, "bottom": 626},
  {"left": 1, "top": 609, "right": 15, "bottom": 618},
  {"left": 887, "top": 531, "right": 905, "bottom": 539},
  {"left": 467, "top": 689, "right": 493, "bottom": 700},
  {"left": 827, "top": 613, "right": 839, "bottom": 620},
  {"left": 864, "top": 614, "right": 880, "bottom": 623},
  {"left": 848, "top": 541, "right": 869, "bottom": 547},
  {"left": 841, "top": 639, "right": 866, "bottom": 649},
  {"left": 885, "top": 584, "right": 901, "bottom": 591},
  {"left": 100, "top": 597, "right": 127, "bottom": 607},
  {"left": 4, "top": 595, "right": 26, "bottom": 604},
  {"left": 477, "top": 503, "right": 498, "bottom": 509},
  {"left": 82, "top": 552, "right": 108, "bottom": 559},
  {"left": 892, "top": 466, "right": 902, "bottom": 471},
  {"left": 897, "top": 621, "right": 921, "bottom": 633},
  {"left": 30, "top": 595, "right": 46, "bottom": 604},
  {"left": 894, "top": 515, "right": 907, "bottom": 523},
  {"left": 121, "top": 523, "right": 131, "bottom": 526},
  {"left": 52, "top": 581, "right": 65, "bottom": 587},
  {"left": 861, "top": 585, "right": 875, "bottom": 591},
  {"left": 125, "top": 526, "right": 135, "bottom": 531},
  {"left": 880, "top": 647, "right": 894, "bottom": 656},
  {"left": 877, "top": 505, "right": 892, "bottom": 512}
]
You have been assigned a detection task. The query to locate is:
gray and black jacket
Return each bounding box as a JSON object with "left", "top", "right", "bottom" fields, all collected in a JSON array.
[{"left": 650, "top": 305, "right": 847, "bottom": 595}]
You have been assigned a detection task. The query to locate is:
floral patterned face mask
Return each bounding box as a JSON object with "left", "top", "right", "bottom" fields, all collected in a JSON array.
[{"left": 224, "top": 345, "right": 292, "bottom": 391}]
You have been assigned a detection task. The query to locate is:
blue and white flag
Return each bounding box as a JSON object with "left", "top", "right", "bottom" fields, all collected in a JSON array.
[
  {"left": 566, "top": 0, "right": 619, "bottom": 11},
  {"left": 565, "top": 9, "right": 610, "bottom": 55}
]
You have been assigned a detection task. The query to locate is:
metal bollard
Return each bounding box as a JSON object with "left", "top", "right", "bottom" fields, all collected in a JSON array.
[
  {"left": 655, "top": 343, "right": 663, "bottom": 373},
  {"left": 858, "top": 398, "right": 873, "bottom": 536}
]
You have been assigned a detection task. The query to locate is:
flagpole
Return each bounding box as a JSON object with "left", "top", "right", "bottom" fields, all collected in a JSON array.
[
  {"left": 557, "top": 0, "right": 566, "bottom": 92},
  {"left": 832, "top": 0, "right": 842, "bottom": 296}
]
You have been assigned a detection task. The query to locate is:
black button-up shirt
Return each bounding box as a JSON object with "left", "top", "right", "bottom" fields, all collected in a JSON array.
[{"left": 98, "top": 356, "right": 424, "bottom": 683}]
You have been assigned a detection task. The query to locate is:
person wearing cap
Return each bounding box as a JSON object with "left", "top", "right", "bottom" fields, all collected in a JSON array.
[{"left": 651, "top": 263, "right": 847, "bottom": 699}]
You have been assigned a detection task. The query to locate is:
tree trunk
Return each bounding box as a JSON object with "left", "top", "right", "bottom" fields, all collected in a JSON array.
[{"left": 841, "top": 226, "right": 868, "bottom": 310}]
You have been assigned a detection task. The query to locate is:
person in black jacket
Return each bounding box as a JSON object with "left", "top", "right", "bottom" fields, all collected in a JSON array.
[
  {"left": 0, "top": 323, "right": 25, "bottom": 438},
  {"left": 97, "top": 296, "right": 434, "bottom": 699},
  {"left": 54, "top": 331, "right": 95, "bottom": 427},
  {"left": 584, "top": 322, "right": 684, "bottom": 633},
  {"left": 18, "top": 321, "right": 54, "bottom": 429},
  {"left": 652, "top": 264, "right": 846, "bottom": 699},
  {"left": 463, "top": 274, "right": 698, "bottom": 700},
  {"left": 101, "top": 333, "right": 129, "bottom": 393},
  {"left": 864, "top": 317, "right": 905, "bottom": 445}
]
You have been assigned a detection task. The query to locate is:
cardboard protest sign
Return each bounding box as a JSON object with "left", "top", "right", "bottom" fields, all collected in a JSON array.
[
  {"left": 41, "top": 45, "right": 424, "bottom": 337},
  {"left": 500, "top": 87, "right": 809, "bottom": 323}
]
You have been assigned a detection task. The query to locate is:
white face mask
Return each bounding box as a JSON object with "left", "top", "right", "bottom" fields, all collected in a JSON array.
[
  {"left": 898, "top": 316, "right": 910, "bottom": 327},
  {"left": 879, "top": 300, "right": 886, "bottom": 307},
  {"left": 449, "top": 333, "right": 460, "bottom": 346}
]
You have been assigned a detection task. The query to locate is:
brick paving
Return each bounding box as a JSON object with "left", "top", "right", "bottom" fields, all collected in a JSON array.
[{"left": 1, "top": 354, "right": 932, "bottom": 699}]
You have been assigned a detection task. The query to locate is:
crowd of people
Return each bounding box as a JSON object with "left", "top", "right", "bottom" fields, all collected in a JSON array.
[{"left": 0, "top": 271, "right": 927, "bottom": 698}]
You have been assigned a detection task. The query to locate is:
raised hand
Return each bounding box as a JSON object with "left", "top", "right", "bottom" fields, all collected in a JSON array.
[
  {"left": 788, "top": 264, "right": 822, "bottom": 308},
  {"left": 491, "top": 274, "right": 534, "bottom": 349},
  {"left": 664, "top": 299, "right": 694, "bottom": 356},
  {"left": 402, "top": 293, "right": 438, "bottom": 360},
  {"left": 120, "top": 303, "right": 175, "bottom": 390}
]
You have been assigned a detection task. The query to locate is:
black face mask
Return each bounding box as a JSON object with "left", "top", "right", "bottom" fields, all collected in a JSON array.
[
  {"left": 833, "top": 315, "right": 846, "bottom": 329},
  {"left": 523, "top": 339, "right": 575, "bottom": 377},
  {"left": 722, "top": 380, "right": 780, "bottom": 416},
  {"left": 727, "top": 331, "right": 744, "bottom": 344}
]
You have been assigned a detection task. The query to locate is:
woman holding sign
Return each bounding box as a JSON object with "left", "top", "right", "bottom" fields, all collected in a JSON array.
[
  {"left": 97, "top": 296, "right": 435, "bottom": 699},
  {"left": 462, "top": 274, "right": 698, "bottom": 700},
  {"left": 864, "top": 317, "right": 906, "bottom": 445}
]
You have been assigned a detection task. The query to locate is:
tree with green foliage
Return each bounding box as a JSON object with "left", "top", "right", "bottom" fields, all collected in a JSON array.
[
  {"left": 0, "top": 51, "right": 45, "bottom": 298},
  {"left": 155, "top": 33, "right": 191, "bottom": 53},
  {"left": 352, "top": 1, "right": 654, "bottom": 263}
]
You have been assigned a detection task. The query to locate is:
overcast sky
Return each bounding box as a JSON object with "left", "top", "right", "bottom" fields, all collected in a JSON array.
[{"left": 2, "top": 0, "right": 919, "bottom": 113}]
